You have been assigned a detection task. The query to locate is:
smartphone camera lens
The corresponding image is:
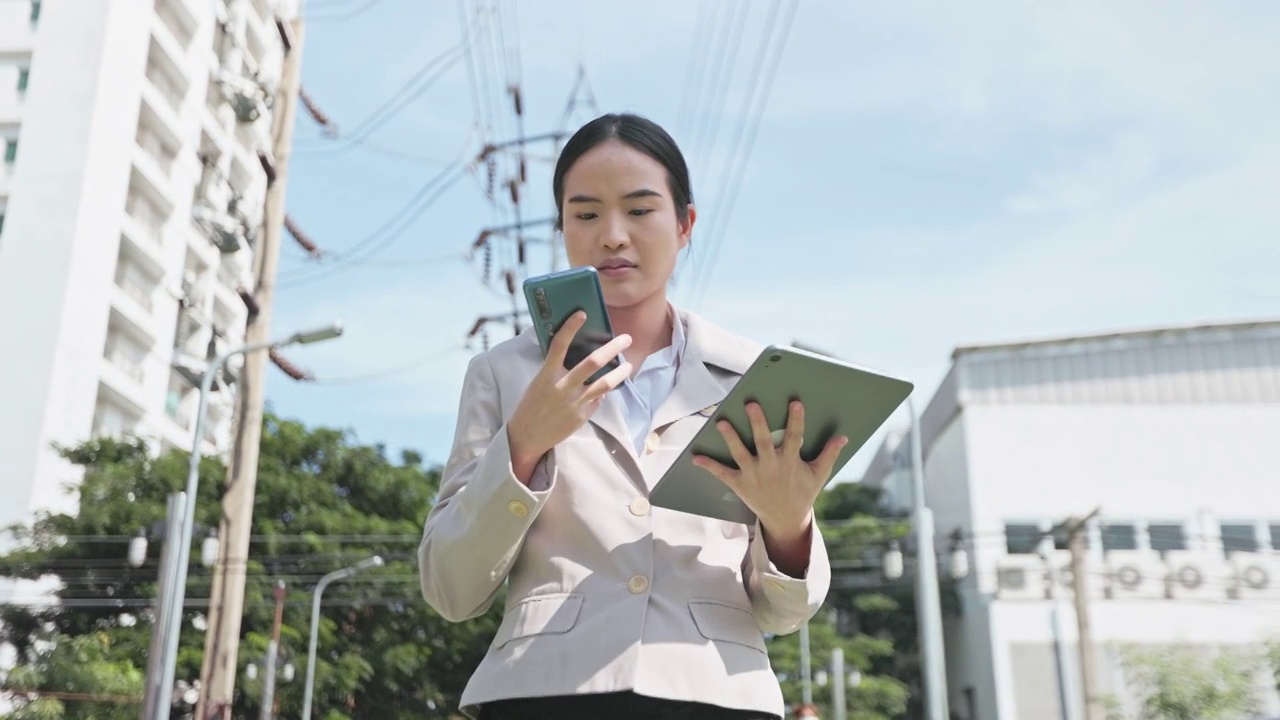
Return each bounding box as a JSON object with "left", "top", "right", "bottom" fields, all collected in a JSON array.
[
  {"left": 533, "top": 288, "right": 552, "bottom": 319},
  {"left": 769, "top": 353, "right": 782, "bottom": 362}
]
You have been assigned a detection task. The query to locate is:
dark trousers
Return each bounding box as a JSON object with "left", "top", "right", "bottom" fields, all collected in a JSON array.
[{"left": 477, "top": 691, "right": 779, "bottom": 720}]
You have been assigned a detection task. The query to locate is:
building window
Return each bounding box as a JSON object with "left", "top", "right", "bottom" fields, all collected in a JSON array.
[
  {"left": 1148, "top": 523, "right": 1186, "bottom": 553},
  {"left": 1101, "top": 523, "right": 1138, "bottom": 551},
  {"left": 1220, "top": 523, "right": 1258, "bottom": 554},
  {"left": 30, "top": 0, "right": 41, "bottom": 23},
  {"left": 1005, "top": 524, "right": 1042, "bottom": 554},
  {"left": 4, "top": 139, "right": 16, "bottom": 164},
  {"left": 1271, "top": 523, "right": 1280, "bottom": 550},
  {"left": 0, "top": 210, "right": 6, "bottom": 237},
  {"left": 17, "top": 67, "right": 29, "bottom": 93}
]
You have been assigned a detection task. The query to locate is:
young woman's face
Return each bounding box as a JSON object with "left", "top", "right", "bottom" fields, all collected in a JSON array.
[{"left": 560, "top": 140, "right": 695, "bottom": 310}]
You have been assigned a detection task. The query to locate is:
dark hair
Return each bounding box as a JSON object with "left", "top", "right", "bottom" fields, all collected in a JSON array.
[{"left": 552, "top": 113, "right": 694, "bottom": 231}]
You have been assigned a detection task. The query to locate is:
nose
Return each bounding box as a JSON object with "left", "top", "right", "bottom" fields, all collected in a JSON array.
[{"left": 600, "top": 213, "right": 630, "bottom": 250}]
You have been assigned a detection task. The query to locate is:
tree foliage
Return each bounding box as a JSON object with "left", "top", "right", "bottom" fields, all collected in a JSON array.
[
  {"left": 1111, "top": 643, "right": 1265, "bottom": 720},
  {"left": 766, "top": 481, "right": 915, "bottom": 720},
  {"left": 0, "top": 416, "right": 499, "bottom": 719},
  {"left": 0, "top": 416, "right": 925, "bottom": 720}
]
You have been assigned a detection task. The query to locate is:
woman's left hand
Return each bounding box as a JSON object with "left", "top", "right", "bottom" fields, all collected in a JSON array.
[{"left": 693, "top": 400, "right": 849, "bottom": 540}]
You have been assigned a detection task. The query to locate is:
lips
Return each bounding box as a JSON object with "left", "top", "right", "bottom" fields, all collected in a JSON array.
[{"left": 598, "top": 258, "right": 637, "bottom": 270}]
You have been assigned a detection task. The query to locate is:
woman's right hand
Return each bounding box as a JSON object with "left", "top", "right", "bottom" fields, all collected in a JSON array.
[{"left": 506, "top": 311, "right": 633, "bottom": 484}]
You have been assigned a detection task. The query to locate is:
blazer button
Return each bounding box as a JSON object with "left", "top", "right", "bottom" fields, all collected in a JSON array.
[
  {"left": 627, "top": 575, "right": 649, "bottom": 594},
  {"left": 629, "top": 497, "right": 650, "bottom": 517},
  {"left": 507, "top": 500, "right": 529, "bottom": 518}
]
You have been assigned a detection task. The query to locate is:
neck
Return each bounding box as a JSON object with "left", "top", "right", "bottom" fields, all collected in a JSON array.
[{"left": 608, "top": 291, "right": 672, "bottom": 357}]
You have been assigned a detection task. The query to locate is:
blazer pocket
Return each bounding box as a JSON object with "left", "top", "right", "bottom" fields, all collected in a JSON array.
[
  {"left": 688, "top": 600, "right": 767, "bottom": 654},
  {"left": 496, "top": 592, "right": 585, "bottom": 648}
]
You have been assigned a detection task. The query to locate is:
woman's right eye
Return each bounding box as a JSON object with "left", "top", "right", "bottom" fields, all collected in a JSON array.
[{"left": 575, "top": 213, "right": 598, "bottom": 221}]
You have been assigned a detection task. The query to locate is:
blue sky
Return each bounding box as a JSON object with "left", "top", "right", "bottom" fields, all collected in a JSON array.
[{"left": 267, "top": 0, "right": 1280, "bottom": 476}]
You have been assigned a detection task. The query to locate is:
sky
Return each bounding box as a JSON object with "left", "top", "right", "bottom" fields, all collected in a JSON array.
[{"left": 266, "top": 0, "right": 1280, "bottom": 478}]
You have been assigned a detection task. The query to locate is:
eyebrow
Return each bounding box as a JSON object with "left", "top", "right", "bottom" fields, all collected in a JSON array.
[{"left": 567, "top": 188, "right": 664, "bottom": 204}]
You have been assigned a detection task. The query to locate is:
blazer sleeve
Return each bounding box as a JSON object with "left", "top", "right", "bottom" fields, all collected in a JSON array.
[
  {"left": 418, "top": 350, "right": 557, "bottom": 622},
  {"left": 741, "top": 512, "right": 831, "bottom": 635}
]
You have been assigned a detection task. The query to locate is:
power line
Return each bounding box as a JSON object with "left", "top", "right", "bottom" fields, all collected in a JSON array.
[
  {"left": 687, "top": 0, "right": 800, "bottom": 311},
  {"left": 294, "top": 43, "right": 469, "bottom": 157},
  {"left": 311, "top": 344, "right": 465, "bottom": 385},
  {"left": 276, "top": 157, "right": 471, "bottom": 287},
  {"left": 305, "top": 0, "right": 386, "bottom": 22}
]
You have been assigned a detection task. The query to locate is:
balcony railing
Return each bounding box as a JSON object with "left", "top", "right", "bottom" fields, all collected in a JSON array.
[
  {"left": 126, "top": 194, "right": 167, "bottom": 244},
  {"left": 105, "top": 344, "right": 146, "bottom": 385},
  {"left": 116, "top": 274, "right": 155, "bottom": 312},
  {"left": 137, "top": 127, "right": 176, "bottom": 176},
  {"left": 146, "top": 60, "right": 186, "bottom": 115}
]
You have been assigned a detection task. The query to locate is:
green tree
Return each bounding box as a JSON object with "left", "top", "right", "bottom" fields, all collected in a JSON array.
[
  {"left": 767, "top": 481, "right": 914, "bottom": 720},
  {"left": 0, "top": 415, "right": 500, "bottom": 719},
  {"left": 1114, "top": 643, "right": 1264, "bottom": 720}
]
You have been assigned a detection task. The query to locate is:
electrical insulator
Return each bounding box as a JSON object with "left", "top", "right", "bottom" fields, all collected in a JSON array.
[
  {"left": 483, "top": 242, "right": 492, "bottom": 283},
  {"left": 883, "top": 541, "right": 905, "bottom": 580},
  {"left": 486, "top": 157, "right": 496, "bottom": 198},
  {"left": 127, "top": 531, "right": 147, "bottom": 568},
  {"left": 520, "top": 157, "right": 527, "bottom": 183},
  {"left": 505, "top": 270, "right": 517, "bottom": 296},
  {"left": 201, "top": 534, "right": 220, "bottom": 568},
  {"left": 508, "top": 179, "right": 519, "bottom": 205},
  {"left": 511, "top": 85, "right": 523, "bottom": 116},
  {"left": 949, "top": 544, "right": 970, "bottom": 580},
  {"left": 481, "top": 329, "right": 490, "bottom": 352}
]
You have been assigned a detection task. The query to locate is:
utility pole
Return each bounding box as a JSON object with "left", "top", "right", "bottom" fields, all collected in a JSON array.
[
  {"left": 830, "top": 647, "right": 847, "bottom": 720},
  {"left": 259, "top": 581, "right": 287, "bottom": 720},
  {"left": 196, "top": 13, "right": 305, "bottom": 720},
  {"left": 1060, "top": 508, "right": 1103, "bottom": 720},
  {"left": 139, "top": 493, "right": 184, "bottom": 720}
]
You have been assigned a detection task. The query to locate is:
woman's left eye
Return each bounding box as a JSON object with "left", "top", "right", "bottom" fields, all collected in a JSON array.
[{"left": 629, "top": 208, "right": 653, "bottom": 216}]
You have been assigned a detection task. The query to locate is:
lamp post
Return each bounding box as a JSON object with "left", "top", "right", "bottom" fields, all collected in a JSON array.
[
  {"left": 790, "top": 340, "right": 957, "bottom": 720},
  {"left": 150, "top": 322, "right": 343, "bottom": 720},
  {"left": 301, "top": 555, "right": 384, "bottom": 720}
]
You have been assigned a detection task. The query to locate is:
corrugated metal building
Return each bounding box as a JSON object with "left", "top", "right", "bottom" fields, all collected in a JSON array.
[{"left": 861, "top": 318, "right": 1280, "bottom": 720}]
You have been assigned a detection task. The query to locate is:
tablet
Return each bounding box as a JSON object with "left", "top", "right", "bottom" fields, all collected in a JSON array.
[{"left": 648, "top": 345, "right": 914, "bottom": 524}]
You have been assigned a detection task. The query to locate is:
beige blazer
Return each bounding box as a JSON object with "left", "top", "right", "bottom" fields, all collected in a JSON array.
[{"left": 418, "top": 309, "right": 831, "bottom": 718}]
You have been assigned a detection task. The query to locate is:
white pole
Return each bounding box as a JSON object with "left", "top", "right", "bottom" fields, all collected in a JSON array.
[
  {"left": 831, "top": 647, "right": 846, "bottom": 720},
  {"left": 909, "top": 396, "right": 950, "bottom": 720}
]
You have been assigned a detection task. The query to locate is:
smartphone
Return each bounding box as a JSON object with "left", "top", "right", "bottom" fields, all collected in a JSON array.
[{"left": 522, "top": 266, "right": 622, "bottom": 384}]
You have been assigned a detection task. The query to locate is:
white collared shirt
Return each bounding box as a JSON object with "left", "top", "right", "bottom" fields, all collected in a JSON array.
[{"left": 610, "top": 305, "right": 686, "bottom": 455}]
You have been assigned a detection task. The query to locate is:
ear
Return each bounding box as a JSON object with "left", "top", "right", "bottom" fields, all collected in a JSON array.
[{"left": 678, "top": 204, "right": 697, "bottom": 250}]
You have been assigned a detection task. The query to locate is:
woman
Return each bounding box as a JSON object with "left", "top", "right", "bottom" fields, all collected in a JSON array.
[{"left": 418, "top": 113, "right": 847, "bottom": 719}]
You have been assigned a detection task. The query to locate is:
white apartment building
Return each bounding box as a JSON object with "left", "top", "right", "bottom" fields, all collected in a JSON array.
[
  {"left": 861, "top": 319, "right": 1280, "bottom": 720},
  {"left": 0, "top": 0, "right": 287, "bottom": 548}
]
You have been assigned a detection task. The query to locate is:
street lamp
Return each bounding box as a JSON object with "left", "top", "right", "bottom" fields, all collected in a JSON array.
[
  {"left": 301, "top": 555, "right": 384, "bottom": 720},
  {"left": 790, "top": 340, "right": 952, "bottom": 720},
  {"left": 150, "top": 321, "right": 344, "bottom": 720}
]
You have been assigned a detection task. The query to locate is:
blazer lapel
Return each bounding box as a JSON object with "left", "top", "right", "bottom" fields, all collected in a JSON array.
[{"left": 651, "top": 310, "right": 761, "bottom": 432}]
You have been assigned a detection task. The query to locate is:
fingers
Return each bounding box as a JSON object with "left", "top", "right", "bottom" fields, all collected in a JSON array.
[
  {"left": 716, "top": 420, "right": 754, "bottom": 471},
  {"left": 581, "top": 359, "right": 632, "bottom": 403},
  {"left": 810, "top": 434, "right": 850, "bottom": 482},
  {"left": 546, "top": 311, "right": 587, "bottom": 368},
  {"left": 781, "top": 400, "right": 805, "bottom": 455},
  {"left": 745, "top": 402, "right": 775, "bottom": 457},
  {"left": 564, "top": 332, "right": 632, "bottom": 386},
  {"left": 692, "top": 454, "right": 740, "bottom": 490}
]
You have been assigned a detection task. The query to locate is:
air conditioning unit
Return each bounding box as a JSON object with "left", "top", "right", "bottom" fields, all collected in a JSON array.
[
  {"left": 1164, "top": 551, "right": 1228, "bottom": 601},
  {"left": 995, "top": 556, "right": 1047, "bottom": 600},
  {"left": 1229, "top": 552, "right": 1280, "bottom": 601},
  {"left": 1044, "top": 549, "right": 1106, "bottom": 600},
  {"left": 192, "top": 204, "right": 248, "bottom": 254},
  {"left": 1104, "top": 550, "right": 1165, "bottom": 600}
]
